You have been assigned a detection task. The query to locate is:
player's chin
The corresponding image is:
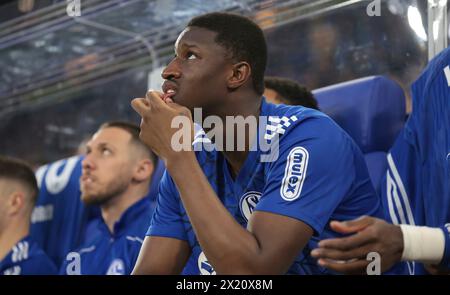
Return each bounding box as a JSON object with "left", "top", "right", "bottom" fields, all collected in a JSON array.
[
  {"left": 172, "top": 94, "right": 191, "bottom": 107},
  {"left": 178, "top": 99, "right": 197, "bottom": 114},
  {"left": 80, "top": 192, "right": 97, "bottom": 205}
]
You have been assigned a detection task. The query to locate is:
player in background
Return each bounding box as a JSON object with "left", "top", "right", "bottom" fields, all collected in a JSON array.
[
  {"left": 264, "top": 76, "right": 319, "bottom": 109},
  {"left": 312, "top": 46, "right": 450, "bottom": 275},
  {"left": 60, "top": 121, "right": 156, "bottom": 275},
  {"left": 31, "top": 154, "right": 95, "bottom": 267},
  {"left": 0, "top": 156, "right": 57, "bottom": 275},
  {"left": 32, "top": 127, "right": 164, "bottom": 268}
]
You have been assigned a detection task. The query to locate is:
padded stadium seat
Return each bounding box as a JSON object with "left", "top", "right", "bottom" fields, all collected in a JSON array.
[{"left": 312, "top": 76, "right": 406, "bottom": 195}]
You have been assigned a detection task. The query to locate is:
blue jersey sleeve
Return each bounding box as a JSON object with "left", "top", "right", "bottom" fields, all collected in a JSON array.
[
  {"left": 382, "top": 129, "right": 422, "bottom": 226},
  {"left": 19, "top": 254, "right": 58, "bottom": 275},
  {"left": 146, "top": 171, "right": 188, "bottom": 241},
  {"left": 440, "top": 224, "right": 450, "bottom": 269},
  {"left": 256, "top": 116, "right": 367, "bottom": 235}
]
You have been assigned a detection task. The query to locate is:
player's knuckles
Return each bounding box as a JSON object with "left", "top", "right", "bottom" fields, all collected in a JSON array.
[
  {"left": 322, "top": 242, "right": 350, "bottom": 252},
  {"left": 352, "top": 215, "right": 373, "bottom": 227},
  {"left": 171, "top": 104, "right": 190, "bottom": 117},
  {"left": 141, "top": 108, "right": 156, "bottom": 121},
  {"left": 363, "top": 225, "right": 380, "bottom": 239},
  {"left": 320, "top": 255, "right": 368, "bottom": 274},
  {"left": 141, "top": 113, "right": 151, "bottom": 122},
  {"left": 333, "top": 238, "right": 356, "bottom": 251},
  {"left": 311, "top": 248, "right": 330, "bottom": 258},
  {"left": 147, "top": 98, "right": 160, "bottom": 111},
  {"left": 332, "top": 248, "right": 365, "bottom": 260},
  {"left": 131, "top": 98, "right": 145, "bottom": 114},
  {"left": 373, "top": 241, "right": 390, "bottom": 256},
  {"left": 318, "top": 239, "right": 339, "bottom": 249},
  {"left": 146, "top": 91, "right": 161, "bottom": 100},
  {"left": 322, "top": 249, "right": 350, "bottom": 260},
  {"left": 342, "top": 252, "right": 362, "bottom": 261},
  {"left": 350, "top": 248, "right": 372, "bottom": 260}
]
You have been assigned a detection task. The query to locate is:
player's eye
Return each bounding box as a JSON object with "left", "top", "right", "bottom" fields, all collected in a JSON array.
[
  {"left": 186, "top": 51, "right": 197, "bottom": 60},
  {"left": 101, "top": 148, "right": 112, "bottom": 156}
]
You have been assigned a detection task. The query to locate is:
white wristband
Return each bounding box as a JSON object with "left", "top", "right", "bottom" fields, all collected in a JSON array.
[{"left": 400, "top": 224, "right": 445, "bottom": 264}]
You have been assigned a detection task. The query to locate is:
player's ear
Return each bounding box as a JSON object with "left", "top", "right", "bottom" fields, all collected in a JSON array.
[
  {"left": 133, "top": 159, "right": 153, "bottom": 183},
  {"left": 7, "top": 191, "right": 25, "bottom": 215},
  {"left": 227, "top": 61, "right": 251, "bottom": 90}
]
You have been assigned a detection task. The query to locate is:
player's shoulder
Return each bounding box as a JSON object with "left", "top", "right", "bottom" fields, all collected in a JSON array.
[
  {"left": 118, "top": 198, "right": 154, "bottom": 237},
  {"left": 264, "top": 101, "right": 324, "bottom": 119},
  {"left": 67, "top": 220, "right": 103, "bottom": 256},
  {"left": 265, "top": 102, "right": 350, "bottom": 146},
  {"left": 82, "top": 217, "right": 104, "bottom": 245},
  {"left": 192, "top": 125, "right": 218, "bottom": 162},
  {"left": 12, "top": 238, "right": 57, "bottom": 274},
  {"left": 413, "top": 47, "right": 450, "bottom": 93},
  {"left": 427, "top": 46, "right": 450, "bottom": 77},
  {"left": 66, "top": 243, "right": 98, "bottom": 261},
  {"left": 22, "top": 252, "right": 57, "bottom": 275}
]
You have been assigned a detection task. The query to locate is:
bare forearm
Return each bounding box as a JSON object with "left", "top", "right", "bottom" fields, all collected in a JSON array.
[
  {"left": 132, "top": 237, "right": 191, "bottom": 275},
  {"left": 166, "top": 152, "right": 263, "bottom": 274}
]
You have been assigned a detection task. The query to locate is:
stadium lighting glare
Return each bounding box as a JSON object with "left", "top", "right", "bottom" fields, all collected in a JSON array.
[
  {"left": 427, "top": 0, "right": 448, "bottom": 7},
  {"left": 407, "top": 6, "right": 428, "bottom": 41},
  {"left": 433, "top": 19, "right": 440, "bottom": 40}
]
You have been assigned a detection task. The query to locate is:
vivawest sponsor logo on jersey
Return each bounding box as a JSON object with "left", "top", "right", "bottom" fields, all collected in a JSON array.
[{"left": 280, "top": 147, "right": 309, "bottom": 201}]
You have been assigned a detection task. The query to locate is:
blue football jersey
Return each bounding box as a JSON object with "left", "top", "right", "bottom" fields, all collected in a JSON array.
[
  {"left": 0, "top": 236, "right": 57, "bottom": 275},
  {"left": 31, "top": 155, "right": 98, "bottom": 267},
  {"left": 381, "top": 47, "right": 450, "bottom": 273},
  {"left": 148, "top": 99, "right": 386, "bottom": 275},
  {"left": 60, "top": 197, "right": 153, "bottom": 275}
]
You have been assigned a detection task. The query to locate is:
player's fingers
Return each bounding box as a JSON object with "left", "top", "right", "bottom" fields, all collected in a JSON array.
[
  {"left": 131, "top": 98, "right": 150, "bottom": 117},
  {"left": 163, "top": 99, "right": 192, "bottom": 120},
  {"left": 329, "top": 216, "right": 376, "bottom": 234},
  {"left": 317, "top": 230, "right": 375, "bottom": 251},
  {"left": 317, "top": 258, "right": 369, "bottom": 275},
  {"left": 311, "top": 244, "right": 374, "bottom": 261},
  {"left": 146, "top": 90, "right": 166, "bottom": 108}
]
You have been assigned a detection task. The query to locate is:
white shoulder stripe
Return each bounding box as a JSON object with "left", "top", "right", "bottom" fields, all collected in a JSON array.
[
  {"left": 126, "top": 236, "right": 144, "bottom": 244},
  {"left": 79, "top": 246, "right": 96, "bottom": 254},
  {"left": 12, "top": 242, "right": 29, "bottom": 263},
  {"left": 386, "top": 153, "right": 415, "bottom": 225},
  {"left": 387, "top": 153, "right": 417, "bottom": 275},
  {"left": 444, "top": 65, "right": 450, "bottom": 87},
  {"left": 386, "top": 171, "right": 399, "bottom": 225}
]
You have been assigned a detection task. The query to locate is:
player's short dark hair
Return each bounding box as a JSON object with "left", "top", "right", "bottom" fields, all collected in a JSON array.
[
  {"left": 188, "top": 12, "right": 267, "bottom": 95},
  {"left": 99, "top": 121, "right": 157, "bottom": 166},
  {"left": 0, "top": 156, "right": 38, "bottom": 206},
  {"left": 264, "top": 76, "right": 319, "bottom": 110}
]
